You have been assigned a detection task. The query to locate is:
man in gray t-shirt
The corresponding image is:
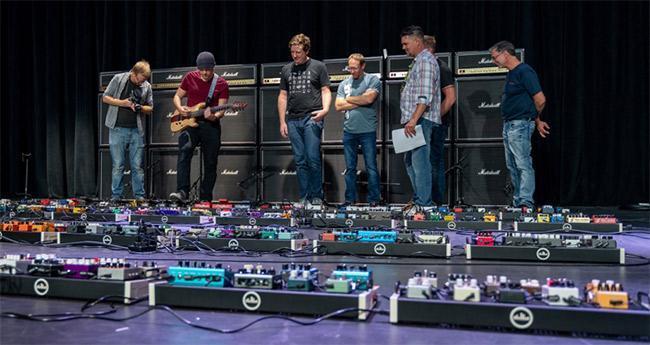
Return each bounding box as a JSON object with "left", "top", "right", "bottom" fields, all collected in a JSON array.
[{"left": 335, "top": 54, "right": 382, "bottom": 205}]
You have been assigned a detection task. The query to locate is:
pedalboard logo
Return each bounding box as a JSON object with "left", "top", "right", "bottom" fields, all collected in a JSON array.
[
  {"left": 447, "top": 221, "right": 457, "bottom": 230},
  {"left": 509, "top": 307, "right": 534, "bottom": 329},
  {"left": 33, "top": 278, "right": 50, "bottom": 296},
  {"left": 536, "top": 247, "right": 550, "bottom": 261},
  {"left": 102, "top": 235, "right": 113, "bottom": 245},
  {"left": 228, "top": 239, "right": 240, "bottom": 249},
  {"left": 242, "top": 291, "right": 262, "bottom": 311},
  {"left": 345, "top": 219, "right": 354, "bottom": 227},
  {"left": 374, "top": 243, "right": 387, "bottom": 255}
]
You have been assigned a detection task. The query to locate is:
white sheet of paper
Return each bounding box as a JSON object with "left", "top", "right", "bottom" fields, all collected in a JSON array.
[{"left": 392, "top": 125, "right": 426, "bottom": 154}]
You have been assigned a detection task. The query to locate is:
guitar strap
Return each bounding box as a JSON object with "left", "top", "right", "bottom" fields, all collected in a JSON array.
[{"left": 205, "top": 74, "right": 219, "bottom": 107}]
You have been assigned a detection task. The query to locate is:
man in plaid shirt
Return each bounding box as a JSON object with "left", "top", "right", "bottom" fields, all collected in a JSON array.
[{"left": 399, "top": 25, "right": 441, "bottom": 207}]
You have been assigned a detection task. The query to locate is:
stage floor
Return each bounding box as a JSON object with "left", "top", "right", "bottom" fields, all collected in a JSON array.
[{"left": 1, "top": 207, "right": 649, "bottom": 344}]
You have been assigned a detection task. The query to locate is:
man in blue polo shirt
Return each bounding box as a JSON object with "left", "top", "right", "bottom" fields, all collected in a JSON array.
[
  {"left": 489, "top": 41, "right": 550, "bottom": 209},
  {"left": 335, "top": 53, "right": 382, "bottom": 206}
]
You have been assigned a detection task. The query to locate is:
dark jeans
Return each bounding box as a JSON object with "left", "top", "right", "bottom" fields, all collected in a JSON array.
[
  {"left": 343, "top": 131, "right": 380, "bottom": 203},
  {"left": 177, "top": 122, "right": 221, "bottom": 201},
  {"left": 287, "top": 115, "right": 323, "bottom": 200},
  {"left": 430, "top": 123, "right": 447, "bottom": 205}
]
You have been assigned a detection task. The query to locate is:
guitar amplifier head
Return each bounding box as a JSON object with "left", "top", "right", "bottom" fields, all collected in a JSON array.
[
  {"left": 99, "top": 71, "right": 124, "bottom": 92},
  {"left": 260, "top": 62, "right": 287, "bottom": 86},
  {"left": 324, "top": 56, "right": 383, "bottom": 82},
  {"left": 214, "top": 64, "right": 257, "bottom": 86},
  {"left": 455, "top": 49, "right": 525, "bottom": 76},
  {"left": 386, "top": 53, "right": 450, "bottom": 80}
]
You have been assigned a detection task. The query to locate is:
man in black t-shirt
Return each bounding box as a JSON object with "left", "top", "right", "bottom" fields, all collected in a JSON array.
[
  {"left": 425, "top": 35, "right": 456, "bottom": 205},
  {"left": 277, "top": 33, "right": 331, "bottom": 206}
]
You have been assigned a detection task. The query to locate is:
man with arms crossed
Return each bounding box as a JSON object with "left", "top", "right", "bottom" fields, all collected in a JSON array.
[{"left": 335, "top": 53, "right": 382, "bottom": 207}]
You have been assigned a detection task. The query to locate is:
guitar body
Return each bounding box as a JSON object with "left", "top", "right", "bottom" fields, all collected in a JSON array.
[
  {"left": 170, "top": 103, "right": 206, "bottom": 133},
  {"left": 169, "top": 101, "right": 247, "bottom": 133}
]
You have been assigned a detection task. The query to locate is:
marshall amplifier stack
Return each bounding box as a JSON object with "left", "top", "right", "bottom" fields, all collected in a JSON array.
[{"left": 453, "top": 49, "right": 524, "bottom": 206}]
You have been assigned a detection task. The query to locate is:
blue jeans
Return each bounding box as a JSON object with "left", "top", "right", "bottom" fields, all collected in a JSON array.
[
  {"left": 503, "top": 119, "right": 535, "bottom": 207},
  {"left": 109, "top": 127, "right": 145, "bottom": 199},
  {"left": 287, "top": 116, "right": 323, "bottom": 200},
  {"left": 343, "top": 131, "right": 380, "bottom": 203},
  {"left": 430, "top": 123, "right": 447, "bottom": 205},
  {"left": 403, "top": 118, "right": 434, "bottom": 206}
]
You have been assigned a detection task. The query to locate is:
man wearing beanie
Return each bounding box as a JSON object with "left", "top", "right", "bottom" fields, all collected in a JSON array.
[
  {"left": 169, "top": 51, "right": 229, "bottom": 202},
  {"left": 277, "top": 33, "right": 331, "bottom": 207}
]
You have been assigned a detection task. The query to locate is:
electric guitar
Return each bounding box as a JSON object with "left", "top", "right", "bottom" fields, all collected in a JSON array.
[{"left": 169, "top": 101, "right": 247, "bottom": 133}]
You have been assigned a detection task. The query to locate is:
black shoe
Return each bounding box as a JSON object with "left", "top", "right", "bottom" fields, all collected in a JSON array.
[
  {"left": 369, "top": 201, "right": 382, "bottom": 207},
  {"left": 169, "top": 191, "right": 188, "bottom": 203},
  {"left": 340, "top": 201, "right": 353, "bottom": 208}
]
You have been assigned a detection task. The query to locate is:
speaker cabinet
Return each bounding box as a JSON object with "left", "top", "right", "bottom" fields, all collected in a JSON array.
[
  {"left": 260, "top": 146, "right": 300, "bottom": 202},
  {"left": 98, "top": 94, "right": 109, "bottom": 147},
  {"left": 455, "top": 143, "right": 511, "bottom": 206},
  {"left": 148, "top": 147, "right": 200, "bottom": 200},
  {"left": 386, "top": 144, "right": 452, "bottom": 204},
  {"left": 455, "top": 76, "right": 506, "bottom": 141},
  {"left": 385, "top": 81, "right": 451, "bottom": 142},
  {"left": 212, "top": 147, "right": 258, "bottom": 201},
  {"left": 260, "top": 87, "right": 289, "bottom": 144},
  {"left": 98, "top": 148, "right": 148, "bottom": 199},
  {"left": 322, "top": 145, "right": 384, "bottom": 203},
  {"left": 221, "top": 87, "right": 257, "bottom": 144},
  {"left": 150, "top": 90, "right": 184, "bottom": 145}
]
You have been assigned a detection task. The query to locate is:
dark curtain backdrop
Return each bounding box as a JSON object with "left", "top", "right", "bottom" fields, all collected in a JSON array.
[{"left": 1, "top": 1, "right": 648, "bottom": 205}]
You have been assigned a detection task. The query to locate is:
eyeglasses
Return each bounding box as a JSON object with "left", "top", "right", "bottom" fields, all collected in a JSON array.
[{"left": 490, "top": 51, "right": 505, "bottom": 61}]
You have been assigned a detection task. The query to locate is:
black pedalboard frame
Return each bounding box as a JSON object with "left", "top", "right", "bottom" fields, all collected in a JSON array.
[
  {"left": 465, "top": 245, "right": 625, "bottom": 264},
  {"left": 514, "top": 222, "right": 623, "bottom": 233},
  {"left": 193, "top": 238, "right": 310, "bottom": 252},
  {"left": 313, "top": 240, "right": 451, "bottom": 258},
  {"left": 149, "top": 282, "right": 379, "bottom": 320},
  {"left": 0, "top": 274, "right": 151, "bottom": 304},
  {"left": 389, "top": 294, "right": 650, "bottom": 337}
]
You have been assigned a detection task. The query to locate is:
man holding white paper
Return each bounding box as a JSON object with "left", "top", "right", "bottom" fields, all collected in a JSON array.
[{"left": 399, "top": 25, "right": 441, "bottom": 207}]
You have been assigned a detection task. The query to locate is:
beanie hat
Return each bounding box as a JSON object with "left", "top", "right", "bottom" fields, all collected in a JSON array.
[{"left": 196, "top": 51, "right": 216, "bottom": 69}]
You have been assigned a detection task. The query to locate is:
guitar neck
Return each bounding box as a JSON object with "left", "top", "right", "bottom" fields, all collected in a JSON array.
[{"left": 189, "top": 104, "right": 231, "bottom": 118}]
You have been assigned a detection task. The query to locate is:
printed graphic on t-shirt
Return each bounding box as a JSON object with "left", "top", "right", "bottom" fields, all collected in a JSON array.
[{"left": 289, "top": 70, "right": 311, "bottom": 94}]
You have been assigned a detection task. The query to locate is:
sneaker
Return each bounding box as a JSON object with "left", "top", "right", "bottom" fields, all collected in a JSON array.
[
  {"left": 169, "top": 191, "right": 188, "bottom": 203},
  {"left": 369, "top": 201, "right": 383, "bottom": 207},
  {"left": 310, "top": 197, "right": 323, "bottom": 206},
  {"left": 293, "top": 198, "right": 308, "bottom": 208},
  {"left": 402, "top": 200, "right": 415, "bottom": 212}
]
